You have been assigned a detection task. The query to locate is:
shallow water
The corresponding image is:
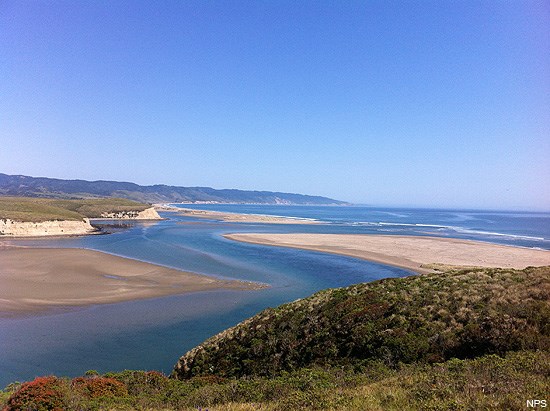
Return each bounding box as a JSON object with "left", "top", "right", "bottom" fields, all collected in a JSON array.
[{"left": 1, "top": 206, "right": 548, "bottom": 386}]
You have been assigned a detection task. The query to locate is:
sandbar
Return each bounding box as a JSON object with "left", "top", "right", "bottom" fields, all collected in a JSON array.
[
  {"left": 0, "top": 248, "right": 263, "bottom": 317},
  {"left": 225, "top": 233, "right": 550, "bottom": 273},
  {"left": 170, "top": 207, "right": 320, "bottom": 224}
]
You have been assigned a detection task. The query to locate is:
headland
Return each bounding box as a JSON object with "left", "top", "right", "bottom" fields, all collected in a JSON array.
[{"left": 0, "top": 197, "right": 161, "bottom": 237}]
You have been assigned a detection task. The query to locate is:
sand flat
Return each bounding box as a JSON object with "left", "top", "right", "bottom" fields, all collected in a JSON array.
[
  {"left": 225, "top": 233, "right": 550, "bottom": 273},
  {"left": 172, "top": 207, "right": 320, "bottom": 224},
  {"left": 0, "top": 248, "right": 262, "bottom": 317}
]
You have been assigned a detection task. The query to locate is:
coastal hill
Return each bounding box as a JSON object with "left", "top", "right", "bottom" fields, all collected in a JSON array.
[
  {"left": 3, "top": 266, "right": 547, "bottom": 410},
  {"left": 0, "top": 197, "right": 160, "bottom": 236},
  {"left": 0, "top": 173, "right": 348, "bottom": 205},
  {"left": 173, "top": 266, "right": 550, "bottom": 379},
  {"left": 0, "top": 197, "right": 152, "bottom": 222}
]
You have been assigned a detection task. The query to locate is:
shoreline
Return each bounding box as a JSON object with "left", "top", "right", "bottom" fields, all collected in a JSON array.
[
  {"left": 161, "top": 205, "right": 321, "bottom": 224},
  {"left": 224, "top": 233, "right": 550, "bottom": 274},
  {"left": 0, "top": 247, "right": 265, "bottom": 318}
]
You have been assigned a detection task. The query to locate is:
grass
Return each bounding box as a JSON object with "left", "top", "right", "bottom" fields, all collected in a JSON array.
[
  {"left": 0, "top": 197, "right": 151, "bottom": 222},
  {"left": 1, "top": 351, "right": 548, "bottom": 410}
]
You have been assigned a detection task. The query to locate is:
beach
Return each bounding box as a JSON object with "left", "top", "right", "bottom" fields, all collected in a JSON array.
[
  {"left": 0, "top": 247, "right": 263, "bottom": 317},
  {"left": 225, "top": 233, "right": 550, "bottom": 273},
  {"left": 166, "top": 206, "right": 320, "bottom": 224}
]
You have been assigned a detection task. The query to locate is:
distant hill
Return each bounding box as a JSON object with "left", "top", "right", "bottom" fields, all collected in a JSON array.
[{"left": 0, "top": 173, "right": 348, "bottom": 205}]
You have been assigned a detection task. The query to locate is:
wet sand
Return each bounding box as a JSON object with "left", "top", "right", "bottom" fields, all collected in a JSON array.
[
  {"left": 0, "top": 248, "right": 263, "bottom": 317},
  {"left": 225, "top": 233, "right": 550, "bottom": 273}
]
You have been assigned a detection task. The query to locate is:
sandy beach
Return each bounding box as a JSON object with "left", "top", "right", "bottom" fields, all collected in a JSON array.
[
  {"left": 163, "top": 206, "right": 320, "bottom": 224},
  {"left": 225, "top": 233, "right": 550, "bottom": 273},
  {"left": 0, "top": 248, "right": 263, "bottom": 317}
]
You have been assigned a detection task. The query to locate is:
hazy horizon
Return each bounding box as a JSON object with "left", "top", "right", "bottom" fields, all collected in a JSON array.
[{"left": 1, "top": 2, "right": 548, "bottom": 211}]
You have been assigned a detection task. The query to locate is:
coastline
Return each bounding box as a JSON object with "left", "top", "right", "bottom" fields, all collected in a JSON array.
[
  {"left": 162, "top": 205, "right": 320, "bottom": 224},
  {"left": 224, "top": 233, "right": 550, "bottom": 274},
  {"left": 0, "top": 207, "right": 162, "bottom": 238},
  {"left": 0, "top": 248, "right": 265, "bottom": 318}
]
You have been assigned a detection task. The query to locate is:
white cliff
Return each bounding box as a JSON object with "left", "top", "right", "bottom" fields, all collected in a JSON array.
[{"left": 0, "top": 218, "right": 97, "bottom": 237}]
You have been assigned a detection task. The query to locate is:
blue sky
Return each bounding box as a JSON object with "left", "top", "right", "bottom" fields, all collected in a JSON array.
[{"left": 1, "top": 1, "right": 548, "bottom": 210}]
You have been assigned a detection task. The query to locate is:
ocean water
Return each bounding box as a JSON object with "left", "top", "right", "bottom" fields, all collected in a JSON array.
[
  {"left": 177, "top": 204, "right": 550, "bottom": 249},
  {"left": 1, "top": 205, "right": 548, "bottom": 386}
]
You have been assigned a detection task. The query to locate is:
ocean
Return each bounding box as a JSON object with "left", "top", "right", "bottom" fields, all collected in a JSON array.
[
  {"left": 177, "top": 204, "right": 550, "bottom": 249},
  {"left": 1, "top": 205, "right": 548, "bottom": 386}
]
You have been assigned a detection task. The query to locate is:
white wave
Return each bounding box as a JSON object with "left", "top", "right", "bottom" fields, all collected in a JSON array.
[
  {"left": 347, "top": 221, "right": 456, "bottom": 229},
  {"left": 337, "top": 220, "right": 548, "bottom": 242},
  {"left": 377, "top": 222, "right": 455, "bottom": 229},
  {"left": 451, "top": 227, "right": 547, "bottom": 241},
  {"left": 372, "top": 211, "right": 409, "bottom": 218},
  {"left": 248, "top": 214, "right": 319, "bottom": 222}
]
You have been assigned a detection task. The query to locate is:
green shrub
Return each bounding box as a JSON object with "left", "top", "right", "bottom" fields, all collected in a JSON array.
[
  {"left": 174, "top": 266, "right": 550, "bottom": 379},
  {"left": 71, "top": 376, "right": 127, "bottom": 398}
]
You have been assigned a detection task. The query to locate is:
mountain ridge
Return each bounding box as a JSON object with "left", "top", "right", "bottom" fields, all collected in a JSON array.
[{"left": 0, "top": 173, "right": 349, "bottom": 205}]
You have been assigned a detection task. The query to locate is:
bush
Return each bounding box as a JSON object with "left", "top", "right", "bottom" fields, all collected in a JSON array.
[
  {"left": 71, "top": 376, "right": 127, "bottom": 399},
  {"left": 174, "top": 266, "right": 550, "bottom": 379},
  {"left": 4, "top": 376, "right": 66, "bottom": 411}
]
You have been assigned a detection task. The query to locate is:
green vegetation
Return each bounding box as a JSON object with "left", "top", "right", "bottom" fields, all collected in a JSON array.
[
  {"left": 1, "top": 266, "right": 548, "bottom": 410},
  {"left": 2, "top": 351, "right": 548, "bottom": 410},
  {"left": 175, "top": 266, "right": 549, "bottom": 378},
  {"left": 0, "top": 197, "right": 150, "bottom": 222}
]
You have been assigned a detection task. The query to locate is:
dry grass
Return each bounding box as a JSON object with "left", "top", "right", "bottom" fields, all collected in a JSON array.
[{"left": 0, "top": 197, "right": 150, "bottom": 222}]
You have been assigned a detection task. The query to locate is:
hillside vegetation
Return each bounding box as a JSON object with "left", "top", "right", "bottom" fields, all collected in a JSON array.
[
  {"left": 0, "top": 197, "right": 150, "bottom": 222},
  {"left": 174, "top": 266, "right": 549, "bottom": 378},
  {"left": 2, "top": 266, "right": 548, "bottom": 410},
  {"left": 2, "top": 351, "right": 548, "bottom": 411},
  {"left": 0, "top": 173, "right": 347, "bottom": 205}
]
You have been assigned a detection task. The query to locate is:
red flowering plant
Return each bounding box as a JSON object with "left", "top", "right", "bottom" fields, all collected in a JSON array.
[{"left": 3, "top": 376, "right": 67, "bottom": 411}]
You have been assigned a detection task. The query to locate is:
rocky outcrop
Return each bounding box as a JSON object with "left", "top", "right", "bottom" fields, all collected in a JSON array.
[
  {"left": 0, "top": 218, "right": 97, "bottom": 237},
  {"left": 99, "top": 207, "right": 161, "bottom": 220},
  {"left": 136, "top": 207, "right": 162, "bottom": 220}
]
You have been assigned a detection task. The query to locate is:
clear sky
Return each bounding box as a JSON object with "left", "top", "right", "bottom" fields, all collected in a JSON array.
[{"left": 1, "top": 1, "right": 548, "bottom": 210}]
